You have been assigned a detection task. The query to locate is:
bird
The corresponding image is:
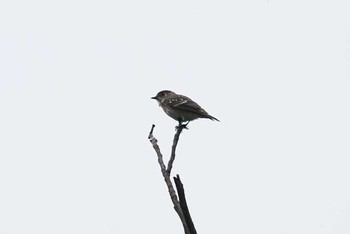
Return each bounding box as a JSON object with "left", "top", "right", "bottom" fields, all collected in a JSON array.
[{"left": 151, "top": 90, "right": 219, "bottom": 127}]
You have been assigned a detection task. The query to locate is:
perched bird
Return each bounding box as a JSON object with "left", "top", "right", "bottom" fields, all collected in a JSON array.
[{"left": 151, "top": 90, "right": 219, "bottom": 126}]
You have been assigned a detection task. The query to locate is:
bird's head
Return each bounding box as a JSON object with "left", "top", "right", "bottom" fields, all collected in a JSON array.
[{"left": 151, "top": 90, "right": 174, "bottom": 102}]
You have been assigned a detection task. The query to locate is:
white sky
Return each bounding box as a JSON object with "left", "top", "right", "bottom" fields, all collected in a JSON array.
[{"left": 1, "top": 1, "right": 350, "bottom": 234}]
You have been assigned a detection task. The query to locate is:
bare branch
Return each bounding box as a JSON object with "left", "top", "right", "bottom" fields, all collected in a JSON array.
[
  {"left": 148, "top": 124, "right": 191, "bottom": 234},
  {"left": 174, "top": 175, "right": 197, "bottom": 234},
  {"left": 167, "top": 125, "right": 185, "bottom": 174}
]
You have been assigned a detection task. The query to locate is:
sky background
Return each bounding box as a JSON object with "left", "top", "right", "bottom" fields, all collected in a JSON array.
[{"left": 1, "top": 1, "right": 350, "bottom": 234}]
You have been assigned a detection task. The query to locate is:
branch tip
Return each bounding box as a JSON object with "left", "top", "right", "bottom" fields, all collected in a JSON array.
[{"left": 148, "top": 124, "right": 156, "bottom": 140}]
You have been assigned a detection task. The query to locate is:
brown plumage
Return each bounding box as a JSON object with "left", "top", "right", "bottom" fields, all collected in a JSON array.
[{"left": 151, "top": 90, "right": 219, "bottom": 124}]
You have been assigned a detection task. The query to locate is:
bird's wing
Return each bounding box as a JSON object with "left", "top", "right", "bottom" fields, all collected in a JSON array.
[
  {"left": 172, "top": 99, "right": 189, "bottom": 107},
  {"left": 166, "top": 95, "right": 209, "bottom": 116}
]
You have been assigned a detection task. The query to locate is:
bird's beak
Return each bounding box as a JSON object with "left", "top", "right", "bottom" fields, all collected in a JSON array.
[{"left": 151, "top": 96, "right": 156, "bottom": 99}]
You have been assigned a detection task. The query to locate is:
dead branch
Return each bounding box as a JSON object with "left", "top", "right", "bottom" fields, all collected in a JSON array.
[{"left": 148, "top": 124, "right": 196, "bottom": 234}]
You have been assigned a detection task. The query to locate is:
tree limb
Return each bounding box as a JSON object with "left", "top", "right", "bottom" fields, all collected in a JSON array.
[
  {"left": 174, "top": 174, "right": 197, "bottom": 234},
  {"left": 148, "top": 124, "right": 192, "bottom": 234},
  {"left": 167, "top": 125, "right": 185, "bottom": 174}
]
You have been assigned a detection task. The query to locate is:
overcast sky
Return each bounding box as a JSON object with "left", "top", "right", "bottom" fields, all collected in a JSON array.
[{"left": 1, "top": 1, "right": 350, "bottom": 234}]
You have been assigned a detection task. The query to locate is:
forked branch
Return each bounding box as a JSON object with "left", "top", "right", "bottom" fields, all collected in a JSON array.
[{"left": 148, "top": 124, "right": 196, "bottom": 234}]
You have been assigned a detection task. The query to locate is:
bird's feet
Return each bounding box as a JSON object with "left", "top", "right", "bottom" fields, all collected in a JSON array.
[{"left": 176, "top": 121, "right": 190, "bottom": 130}]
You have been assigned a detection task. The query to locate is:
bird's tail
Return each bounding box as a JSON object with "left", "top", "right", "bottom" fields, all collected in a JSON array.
[{"left": 207, "top": 114, "right": 220, "bottom": 122}]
